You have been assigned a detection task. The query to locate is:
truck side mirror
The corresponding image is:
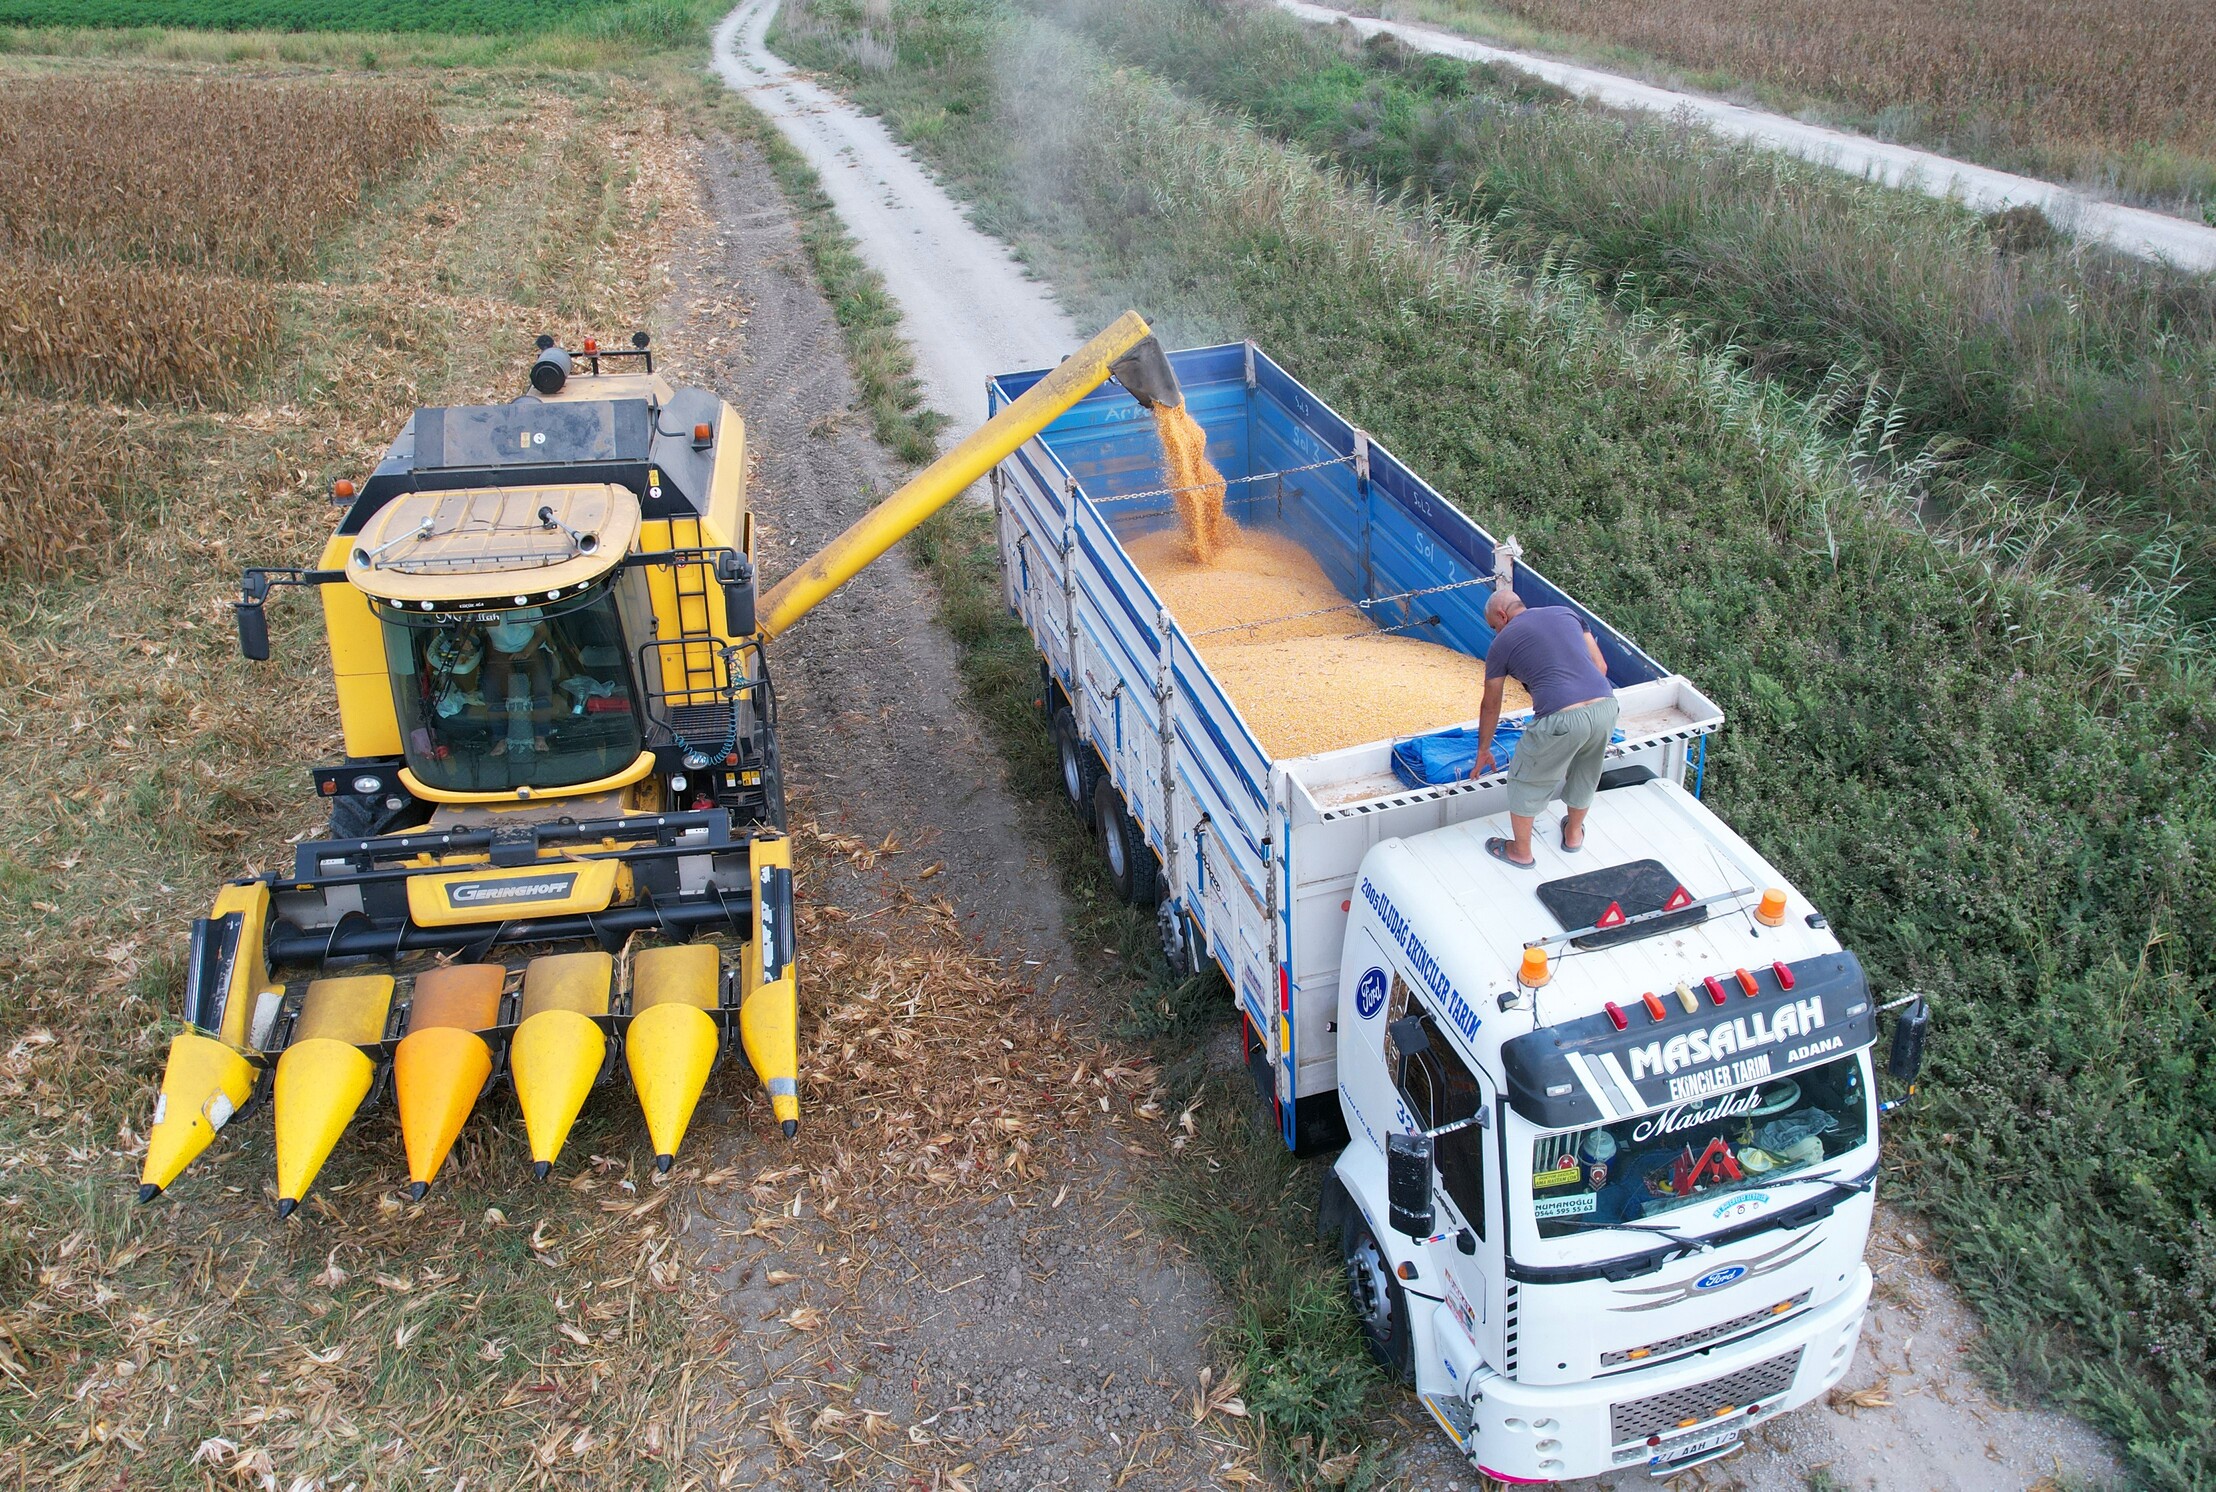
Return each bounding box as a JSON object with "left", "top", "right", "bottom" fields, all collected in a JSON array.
[
  {"left": 1386, "top": 1014, "right": 1429, "bottom": 1090},
  {"left": 718, "top": 553, "right": 757, "bottom": 638},
  {"left": 235, "top": 602, "right": 270, "bottom": 662},
  {"left": 1888, "top": 996, "right": 1930, "bottom": 1084},
  {"left": 1387, "top": 1132, "right": 1435, "bottom": 1238}
]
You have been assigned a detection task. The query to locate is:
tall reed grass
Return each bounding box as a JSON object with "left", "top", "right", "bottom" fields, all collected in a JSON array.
[{"left": 774, "top": 3, "right": 2216, "bottom": 1484}]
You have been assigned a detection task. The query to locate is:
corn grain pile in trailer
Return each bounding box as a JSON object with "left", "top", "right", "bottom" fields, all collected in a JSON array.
[
  {"left": 996, "top": 341, "right": 1934, "bottom": 1481},
  {"left": 140, "top": 312, "right": 1189, "bottom": 1215}
]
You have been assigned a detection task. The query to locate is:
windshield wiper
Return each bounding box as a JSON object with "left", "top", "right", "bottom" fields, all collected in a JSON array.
[{"left": 1575, "top": 1219, "right": 1714, "bottom": 1254}]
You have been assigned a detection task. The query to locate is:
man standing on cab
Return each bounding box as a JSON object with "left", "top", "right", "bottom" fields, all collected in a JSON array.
[{"left": 1470, "top": 592, "right": 1619, "bottom": 868}]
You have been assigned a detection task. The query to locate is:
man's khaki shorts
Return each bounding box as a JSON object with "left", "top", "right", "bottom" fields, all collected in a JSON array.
[{"left": 1505, "top": 696, "right": 1621, "bottom": 818}]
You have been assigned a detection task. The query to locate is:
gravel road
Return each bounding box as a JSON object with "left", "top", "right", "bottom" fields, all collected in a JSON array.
[
  {"left": 697, "top": 4, "right": 2128, "bottom": 1486},
  {"left": 1275, "top": 0, "right": 2216, "bottom": 272}
]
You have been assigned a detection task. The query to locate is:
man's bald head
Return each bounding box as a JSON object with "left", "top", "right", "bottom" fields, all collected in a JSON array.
[{"left": 1486, "top": 591, "right": 1525, "bottom": 630}]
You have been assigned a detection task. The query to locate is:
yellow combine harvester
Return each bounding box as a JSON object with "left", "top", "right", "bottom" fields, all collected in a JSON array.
[{"left": 140, "top": 313, "right": 1185, "bottom": 1216}]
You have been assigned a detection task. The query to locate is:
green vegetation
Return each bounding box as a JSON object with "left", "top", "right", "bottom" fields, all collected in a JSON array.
[
  {"left": 772, "top": 1, "right": 2216, "bottom": 1486},
  {"left": 1045, "top": 0, "right": 2216, "bottom": 624}
]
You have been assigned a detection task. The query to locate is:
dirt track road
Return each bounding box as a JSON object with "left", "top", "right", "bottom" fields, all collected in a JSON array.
[
  {"left": 1276, "top": 0, "right": 2216, "bottom": 273},
  {"left": 699, "top": 3, "right": 2125, "bottom": 1487}
]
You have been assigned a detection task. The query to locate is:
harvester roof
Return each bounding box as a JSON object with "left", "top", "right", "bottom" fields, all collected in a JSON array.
[{"left": 345, "top": 483, "right": 638, "bottom": 604}]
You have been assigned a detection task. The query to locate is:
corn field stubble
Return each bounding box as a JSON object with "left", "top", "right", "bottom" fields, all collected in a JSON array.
[
  {"left": 773, "top": 2, "right": 2216, "bottom": 1488},
  {"left": 0, "top": 62, "right": 753, "bottom": 1490}
]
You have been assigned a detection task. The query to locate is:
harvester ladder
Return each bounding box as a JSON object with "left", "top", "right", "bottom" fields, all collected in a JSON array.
[{"left": 669, "top": 514, "right": 720, "bottom": 702}]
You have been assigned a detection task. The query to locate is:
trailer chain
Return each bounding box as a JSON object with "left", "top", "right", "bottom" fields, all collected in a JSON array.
[{"left": 1187, "top": 575, "right": 1496, "bottom": 640}]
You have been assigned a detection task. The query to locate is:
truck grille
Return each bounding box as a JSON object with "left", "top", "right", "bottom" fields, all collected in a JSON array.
[
  {"left": 1600, "top": 1291, "right": 1811, "bottom": 1368},
  {"left": 1608, "top": 1347, "right": 1802, "bottom": 1445}
]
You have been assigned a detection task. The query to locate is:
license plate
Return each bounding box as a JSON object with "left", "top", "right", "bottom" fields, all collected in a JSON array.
[{"left": 1649, "top": 1426, "right": 1741, "bottom": 1469}]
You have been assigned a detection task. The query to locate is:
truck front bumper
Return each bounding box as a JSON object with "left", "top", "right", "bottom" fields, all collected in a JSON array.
[{"left": 1463, "top": 1264, "right": 1871, "bottom": 1483}]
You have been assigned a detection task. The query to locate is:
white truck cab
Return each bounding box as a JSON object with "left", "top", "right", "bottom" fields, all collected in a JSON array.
[{"left": 1322, "top": 778, "right": 1877, "bottom": 1482}]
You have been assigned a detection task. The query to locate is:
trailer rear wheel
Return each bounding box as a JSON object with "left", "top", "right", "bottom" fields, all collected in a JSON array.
[
  {"left": 1341, "top": 1207, "right": 1413, "bottom": 1382},
  {"left": 1051, "top": 706, "right": 1100, "bottom": 820},
  {"left": 1093, "top": 777, "right": 1158, "bottom": 905}
]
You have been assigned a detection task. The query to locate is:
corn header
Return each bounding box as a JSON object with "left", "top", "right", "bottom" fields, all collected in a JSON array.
[{"left": 141, "top": 312, "right": 1186, "bottom": 1215}]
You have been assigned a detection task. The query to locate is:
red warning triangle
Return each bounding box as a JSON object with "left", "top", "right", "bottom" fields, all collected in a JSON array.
[
  {"left": 1595, "top": 900, "right": 1626, "bottom": 929},
  {"left": 1662, "top": 884, "right": 1693, "bottom": 912}
]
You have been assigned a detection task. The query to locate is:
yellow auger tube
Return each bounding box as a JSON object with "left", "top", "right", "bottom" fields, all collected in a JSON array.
[{"left": 756, "top": 310, "right": 1156, "bottom": 638}]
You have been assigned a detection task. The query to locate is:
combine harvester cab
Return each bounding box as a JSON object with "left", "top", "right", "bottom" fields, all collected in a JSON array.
[{"left": 141, "top": 314, "right": 1189, "bottom": 1214}]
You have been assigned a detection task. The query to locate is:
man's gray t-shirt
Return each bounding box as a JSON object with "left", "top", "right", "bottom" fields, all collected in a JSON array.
[{"left": 1485, "top": 606, "right": 1614, "bottom": 717}]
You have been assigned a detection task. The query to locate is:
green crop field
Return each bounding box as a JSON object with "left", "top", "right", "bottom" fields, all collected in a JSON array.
[{"left": 0, "top": 0, "right": 630, "bottom": 33}]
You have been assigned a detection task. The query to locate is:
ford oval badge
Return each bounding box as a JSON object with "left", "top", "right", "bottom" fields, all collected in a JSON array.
[
  {"left": 1693, "top": 1264, "right": 1748, "bottom": 1292},
  {"left": 1354, "top": 967, "right": 1389, "bottom": 1021}
]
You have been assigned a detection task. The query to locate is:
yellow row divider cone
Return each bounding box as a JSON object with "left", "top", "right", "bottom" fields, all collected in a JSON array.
[
  {"left": 139, "top": 1032, "right": 259, "bottom": 1203},
  {"left": 392, "top": 963, "right": 507, "bottom": 1199},
  {"left": 273, "top": 974, "right": 395, "bottom": 1218},
  {"left": 743, "top": 835, "right": 800, "bottom": 1137},
  {"left": 511, "top": 952, "right": 612, "bottom": 1178},
  {"left": 626, "top": 944, "right": 721, "bottom": 1173}
]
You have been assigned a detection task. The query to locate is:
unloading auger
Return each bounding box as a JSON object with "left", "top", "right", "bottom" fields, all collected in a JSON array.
[{"left": 140, "top": 312, "right": 1185, "bottom": 1215}]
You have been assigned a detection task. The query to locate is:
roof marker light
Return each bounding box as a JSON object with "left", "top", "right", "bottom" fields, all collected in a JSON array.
[
  {"left": 1756, "top": 887, "right": 1788, "bottom": 926},
  {"left": 1703, "top": 975, "right": 1728, "bottom": 1006},
  {"left": 1641, "top": 991, "right": 1666, "bottom": 1022},
  {"left": 1604, "top": 1001, "right": 1628, "bottom": 1031},
  {"left": 1674, "top": 982, "right": 1698, "bottom": 1014},
  {"left": 582, "top": 337, "right": 599, "bottom": 354},
  {"left": 1772, "top": 960, "right": 1796, "bottom": 990},
  {"left": 332, "top": 478, "right": 356, "bottom": 500},
  {"left": 1519, "top": 947, "right": 1551, "bottom": 988},
  {"left": 1735, "top": 968, "right": 1759, "bottom": 998}
]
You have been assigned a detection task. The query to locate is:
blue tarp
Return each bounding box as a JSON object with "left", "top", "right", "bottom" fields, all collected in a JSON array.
[{"left": 1391, "top": 720, "right": 1625, "bottom": 789}]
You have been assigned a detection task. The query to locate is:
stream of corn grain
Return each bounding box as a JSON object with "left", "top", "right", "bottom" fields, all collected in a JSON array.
[{"left": 1131, "top": 405, "right": 1526, "bottom": 759}]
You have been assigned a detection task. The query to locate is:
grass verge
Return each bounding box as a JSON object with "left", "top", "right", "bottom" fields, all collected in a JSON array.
[{"left": 769, "top": 3, "right": 2216, "bottom": 1486}]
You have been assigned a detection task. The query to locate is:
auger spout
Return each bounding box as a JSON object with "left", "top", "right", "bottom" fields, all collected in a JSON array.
[{"left": 755, "top": 311, "right": 1181, "bottom": 639}]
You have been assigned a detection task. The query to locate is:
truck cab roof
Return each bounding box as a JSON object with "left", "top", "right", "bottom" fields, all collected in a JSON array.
[{"left": 1390, "top": 776, "right": 1841, "bottom": 1028}]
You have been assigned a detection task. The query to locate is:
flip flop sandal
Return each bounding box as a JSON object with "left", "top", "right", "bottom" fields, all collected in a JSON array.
[
  {"left": 1485, "top": 836, "right": 1536, "bottom": 870},
  {"left": 1561, "top": 825, "right": 1584, "bottom": 854}
]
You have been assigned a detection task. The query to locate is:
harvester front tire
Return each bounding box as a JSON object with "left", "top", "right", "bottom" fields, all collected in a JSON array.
[
  {"left": 1052, "top": 706, "right": 1101, "bottom": 821},
  {"left": 1093, "top": 777, "right": 1157, "bottom": 906}
]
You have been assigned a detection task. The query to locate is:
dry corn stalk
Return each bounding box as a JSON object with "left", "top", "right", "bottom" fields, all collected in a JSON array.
[
  {"left": 0, "top": 408, "right": 140, "bottom": 579},
  {"left": 0, "top": 259, "right": 278, "bottom": 404},
  {"left": 0, "top": 77, "right": 441, "bottom": 276}
]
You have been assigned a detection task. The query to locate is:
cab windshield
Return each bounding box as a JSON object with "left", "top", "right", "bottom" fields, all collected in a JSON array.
[
  {"left": 1526, "top": 1053, "right": 1870, "bottom": 1240},
  {"left": 384, "top": 587, "right": 641, "bottom": 793}
]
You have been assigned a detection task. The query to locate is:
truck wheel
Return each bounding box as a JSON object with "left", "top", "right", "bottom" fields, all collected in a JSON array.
[
  {"left": 1093, "top": 777, "right": 1158, "bottom": 905},
  {"left": 1157, "top": 895, "right": 1198, "bottom": 979},
  {"left": 1051, "top": 706, "right": 1100, "bottom": 820},
  {"left": 1341, "top": 1208, "right": 1414, "bottom": 1382}
]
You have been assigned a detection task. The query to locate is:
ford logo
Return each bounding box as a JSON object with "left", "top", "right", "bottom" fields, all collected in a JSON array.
[
  {"left": 1354, "top": 967, "right": 1389, "bottom": 1021},
  {"left": 1693, "top": 1264, "right": 1748, "bottom": 1292}
]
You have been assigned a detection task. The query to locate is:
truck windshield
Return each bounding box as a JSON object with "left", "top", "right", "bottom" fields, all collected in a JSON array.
[
  {"left": 1526, "top": 1054, "right": 1870, "bottom": 1240},
  {"left": 383, "top": 587, "right": 641, "bottom": 794}
]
